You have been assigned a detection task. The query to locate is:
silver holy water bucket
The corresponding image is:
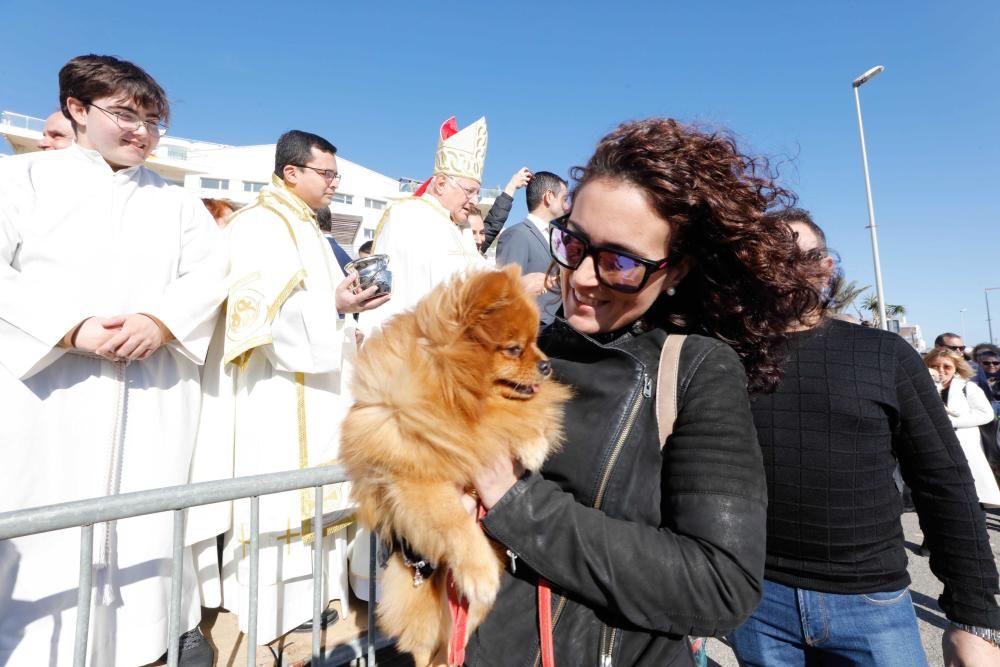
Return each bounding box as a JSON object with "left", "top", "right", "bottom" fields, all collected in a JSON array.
[{"left": 345, "top": 253, "right": 392, "bottom": 297}]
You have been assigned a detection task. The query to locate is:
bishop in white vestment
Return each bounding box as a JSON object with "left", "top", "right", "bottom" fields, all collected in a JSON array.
[
  {"left": 358, "top": 195, "right": 487, "bottom": 335},
  {"left": 187, "top": 165, "right": 362, "bottom": 643},
  {"left": 358, "top": 116, "right": 489, "bottom": 336},
  {"left": 0, "top": 145, "right": 227, "bottom": 666}
]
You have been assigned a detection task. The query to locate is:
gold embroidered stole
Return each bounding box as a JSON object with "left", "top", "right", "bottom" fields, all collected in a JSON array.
[{"left": 226, "top": 178, "right": 351, "bottom": 543}]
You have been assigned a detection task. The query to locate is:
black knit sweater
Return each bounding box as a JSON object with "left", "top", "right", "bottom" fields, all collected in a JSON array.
[{"left": 751, "top": 318, "right": 1000, "bottom": 628}]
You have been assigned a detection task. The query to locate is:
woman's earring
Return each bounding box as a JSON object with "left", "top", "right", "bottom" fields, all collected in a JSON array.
[{"left": 666, "top": 286, "right": 676, "bottom": 296}]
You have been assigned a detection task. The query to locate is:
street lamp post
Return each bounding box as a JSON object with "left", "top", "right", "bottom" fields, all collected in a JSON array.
[
  {"left": 853, "top": 65, "right": 888, "bottom": 330},
  {"left": 986, "top": 287, "right": 1000, "bottom": 344}
]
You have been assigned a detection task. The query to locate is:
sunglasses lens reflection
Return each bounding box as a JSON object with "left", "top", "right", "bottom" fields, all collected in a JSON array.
[
  {"left": 552, "top": 228, "right": 584, "bottom": 266},
  {"left": 597, "top": 252, "right": 644, "bottom": 289}
]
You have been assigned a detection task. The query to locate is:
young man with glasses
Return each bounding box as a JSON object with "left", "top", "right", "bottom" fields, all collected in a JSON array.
[
  {"left": 187, "top": 130, "right": 389, "bottom": 647},
  {"left": 358, "top": 116, "right": 492, "bottom": 335},
  {"left": 0, "top": 54, "right": 228, "bottom": 666}
]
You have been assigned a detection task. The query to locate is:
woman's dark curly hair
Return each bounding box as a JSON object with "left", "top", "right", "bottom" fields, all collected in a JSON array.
[{"left": 571, "top": 118, "right": 823, "bottom": 393}]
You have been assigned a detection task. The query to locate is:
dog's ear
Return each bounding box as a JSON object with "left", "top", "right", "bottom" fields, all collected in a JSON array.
[
  {"left": 415, "top": 268, "right": 522, "bottom": 343},
  {"left": 498, "top": 263, "right": 523, "bottom": 283},
  {"left": 456, "top": 268, "right": 520, "bottom": 325}
]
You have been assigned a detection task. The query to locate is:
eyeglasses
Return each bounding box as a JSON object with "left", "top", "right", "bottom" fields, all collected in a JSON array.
[
  {"left": 944, "top": 345, "right": 965, "bottom": 352},
  {"left": 90, "top": 103, "right": 167, "bottom": 136},
  {"left": 981, "top": 360, "right": 1000, "bottom": 367},
  {"left": 549, "top": 216, "right": 669, "bottom": 294},
  {"left": 293, "top": 165, "right": 342, "bottom": 182},
  {"left": 446, "top": 175, "right": 480, "bottom": 202}
]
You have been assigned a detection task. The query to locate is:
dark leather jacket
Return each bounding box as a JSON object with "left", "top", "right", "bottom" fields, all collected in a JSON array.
[{"left": 465, "top": 320, "right": 768, "bottom": 666}]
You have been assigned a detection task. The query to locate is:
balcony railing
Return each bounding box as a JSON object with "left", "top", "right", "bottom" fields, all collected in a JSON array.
[
  {"left": 1, "top": 110, "right": 224, "bottom": 161},
  {"left": 0, "top": 110, "right": 46, "bottom": 133},
  {"left": 397, "top": 180, "right": 502, "bottom": 200}
]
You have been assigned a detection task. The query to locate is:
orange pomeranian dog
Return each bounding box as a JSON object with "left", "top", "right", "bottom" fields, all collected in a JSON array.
[{"left": 340, "top": 266, "right": 569, "bottom": 666}]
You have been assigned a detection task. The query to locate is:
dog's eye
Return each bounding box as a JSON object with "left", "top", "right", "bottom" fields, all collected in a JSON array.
[{"left": 503, "top": 345, "right": 523, "bottom": 357}]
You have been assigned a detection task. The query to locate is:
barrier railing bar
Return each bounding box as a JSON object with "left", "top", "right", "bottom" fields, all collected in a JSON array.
[
  {"left": 167, "top": 509, "right": 184, "bottom": 667},
  {"left": 0, "top": 466, "right": 348, "bottom": 540},
  {"left": 312, "top": 485, "right": 324, "bottom": 660},
  {"left": 73, "top": 524, "right": 94, "bottom": 667},
  {"left": 247, "top": 496, "right": 260, "bottom": 667},
  {"left": 1, "top": 466, "right": 393, "bottom": 666},
  {"left": 368, "top": 530, "right": 377, "bottom": 665}
]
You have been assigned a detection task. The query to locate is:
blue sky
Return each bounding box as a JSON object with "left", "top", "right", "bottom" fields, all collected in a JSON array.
[{"left": 2, "top": 1, "right": 998, "bottom": 345}]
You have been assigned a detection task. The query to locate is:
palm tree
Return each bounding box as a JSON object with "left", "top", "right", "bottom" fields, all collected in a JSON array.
[
  {"left": 861, "top": 293, "right": 906, "bottom": 327},
  {"left": 831, "top": 280, "right": 869, "bottom": 314}
]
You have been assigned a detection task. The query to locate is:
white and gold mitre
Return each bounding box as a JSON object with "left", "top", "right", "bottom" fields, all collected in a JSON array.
[{"left": 433, "top": 116, "right": 488, "bottom": 184}]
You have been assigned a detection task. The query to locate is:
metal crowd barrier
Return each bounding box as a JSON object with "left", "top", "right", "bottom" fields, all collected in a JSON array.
[{"left": 0, "top": 465, "right": 380, "bottom": 667}]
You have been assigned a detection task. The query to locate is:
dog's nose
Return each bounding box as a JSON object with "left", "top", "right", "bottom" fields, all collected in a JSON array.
[{"left": 537, "top": 360, "right": 552, "bottom": 377}]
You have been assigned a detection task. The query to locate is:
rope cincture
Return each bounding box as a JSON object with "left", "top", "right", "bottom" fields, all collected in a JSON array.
[{"left": 96, "top": 359, "right": 129, "bottom": 605}]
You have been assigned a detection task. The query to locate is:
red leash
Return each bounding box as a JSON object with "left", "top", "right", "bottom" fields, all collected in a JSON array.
[
  {"left": 445, "top": 504, "right": 556, "bottom": 667},
  {"left": 446, "top": 504, "right": 488, "bottom": 666},
  {"left": 449, "top": 575, "right": 556, "bottom": 667},
  {"left": 447, "top": 571, "right": 468, "bottom": 666},
  {"left": 537, "top": 579, "right": 556, "bottom": 667}
]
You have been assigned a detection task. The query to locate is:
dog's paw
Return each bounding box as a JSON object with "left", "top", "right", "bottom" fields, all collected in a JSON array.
[{"left": 452, "top": 556, "right": 501, "bottom": 608}]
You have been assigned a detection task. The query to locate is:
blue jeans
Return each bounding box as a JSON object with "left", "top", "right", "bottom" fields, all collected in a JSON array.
[{"left": 728, "top": 579, "right": 928, "bottom": 666}]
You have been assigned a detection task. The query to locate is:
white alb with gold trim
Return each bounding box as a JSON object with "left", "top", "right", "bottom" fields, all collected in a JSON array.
[{"left": 187, "top": 175, "right": 356, "bottom": 643}]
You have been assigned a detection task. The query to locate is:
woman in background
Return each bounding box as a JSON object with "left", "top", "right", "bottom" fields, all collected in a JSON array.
[{"left": 925, "top": 347, "right": 1000, "bottom": 506}]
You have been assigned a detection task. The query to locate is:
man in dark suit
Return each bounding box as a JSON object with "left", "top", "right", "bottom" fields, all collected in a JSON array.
[{"left": 496, "top": 171, "right": 569, "bottom": 327}]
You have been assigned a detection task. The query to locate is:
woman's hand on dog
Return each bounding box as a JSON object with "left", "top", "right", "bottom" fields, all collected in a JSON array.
[
  {"left": 336, "top": 271, "right": 391, "bottom": 313},
  {"left": 472, "top": 456, "right": 525, "bottom": 510}
]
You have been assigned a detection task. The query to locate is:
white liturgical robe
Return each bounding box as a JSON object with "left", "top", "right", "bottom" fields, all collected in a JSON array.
[
  {"left": 357, "top": 193, "right": 486, "bottom": 335},
  {"left": 0, "top": 145, "right": 227, "bottom": 666},
  {"left": 187, "top": 177, "right": 356, "bottom": 643}
]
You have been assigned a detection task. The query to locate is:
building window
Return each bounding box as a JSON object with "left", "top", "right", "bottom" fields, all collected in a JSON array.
[
  {"left": 331, "top": 192, "right": 353, "bottom": 205},
  {"left": 166, "top": 146, "right": 188, "bottom": 160},
  {"left": 365, "top": 198, "right": 386, "bottom": 210},
  {"left": 363, "top": 228, "right": 375, "bottom": 240},
  {"left": 243, "top": 181, "right": 265, "bottom": 193},
  {"left": 201, "top": 178, "right": 229, "bottom": 190}
]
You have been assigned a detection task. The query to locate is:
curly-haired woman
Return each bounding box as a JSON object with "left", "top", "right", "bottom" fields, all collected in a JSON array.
[{"left": 458, "top": 118, "right": 821, "bottom": 666}]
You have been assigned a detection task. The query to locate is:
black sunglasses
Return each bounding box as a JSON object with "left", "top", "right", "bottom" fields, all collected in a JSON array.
[
  {"left": 945, "top": 345, "right": 965, "bottom": 352},
  {"left": 981, "top": 360, "right": 1000, "bottom": 367},
  {"left": 549, "top": 216, "right": 669, "bottom": 294}
]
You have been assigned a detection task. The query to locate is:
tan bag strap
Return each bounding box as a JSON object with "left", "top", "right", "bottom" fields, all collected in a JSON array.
[{"left": 656, "top": 334, "right": 686, "bottom": 449}]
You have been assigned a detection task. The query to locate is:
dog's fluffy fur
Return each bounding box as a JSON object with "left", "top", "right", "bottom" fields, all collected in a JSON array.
[{"left": 340, "top": 266, "right": 569, "bottom": 666}]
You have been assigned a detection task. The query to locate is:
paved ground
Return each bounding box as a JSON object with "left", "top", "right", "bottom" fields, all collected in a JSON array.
[{"left": 706, "top": 508, "right": 1000, "bottom": 667}]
